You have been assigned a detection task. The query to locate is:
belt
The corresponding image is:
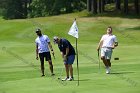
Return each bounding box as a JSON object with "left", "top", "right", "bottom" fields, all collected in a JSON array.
[{"left": 102, "top": 47, "right": 113, "bottom": 49}]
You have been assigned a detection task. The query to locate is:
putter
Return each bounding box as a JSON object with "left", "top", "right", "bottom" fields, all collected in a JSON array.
[
  {"left": 53, "top": 53, "right": 55, "bottom": 59},
  {"left": 58, "top": 67, "right": 64, "bottom": 81}
]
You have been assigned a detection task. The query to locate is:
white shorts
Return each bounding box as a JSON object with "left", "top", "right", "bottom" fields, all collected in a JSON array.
[{"left": 101, "top": 47, "right": 113, "bottom": 60}]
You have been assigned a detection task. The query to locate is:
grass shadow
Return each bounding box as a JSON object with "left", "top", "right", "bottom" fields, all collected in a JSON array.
[
  {"left": 126, "top": 26, "right": 140, "bottom": 31},
  {"left": 74, "top": 79, "right": 90, "bottom": 81},
  {"left": 110, "top": 71, "right": 134, "bottom": 74},
  {"left": 80, "top": 10, "right": 140, "bottom": 19}
]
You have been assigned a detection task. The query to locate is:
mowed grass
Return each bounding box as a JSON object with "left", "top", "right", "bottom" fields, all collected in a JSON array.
[{"left": 0, "top": 11, "right": 140, "bottom": 93}]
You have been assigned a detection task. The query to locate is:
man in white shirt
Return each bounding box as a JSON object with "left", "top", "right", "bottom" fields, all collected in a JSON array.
[
  {"left": 35, "top": 29, "right": 55, "bottom": 76},
  {"left": 97, "top": 26, "right": 118, "bottom": 74}
]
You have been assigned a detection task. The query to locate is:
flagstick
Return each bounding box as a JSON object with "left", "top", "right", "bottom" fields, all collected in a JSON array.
[
  {"left": 68, "top": 18, "right": 79, "bottom": 85},
  {"left": 76, "top": 38, "right": 79, "bottom": 86}
]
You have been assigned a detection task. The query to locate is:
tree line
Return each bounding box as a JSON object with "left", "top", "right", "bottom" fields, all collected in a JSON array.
[
  {"left": 0, "top": 0, "right": 139, "bottom": 19},
  {"left": 0, "top": 0, "right": 86, "bottom": 19},
  {"left": 87, "top": 0, "right": 139, "bottom": 14}
]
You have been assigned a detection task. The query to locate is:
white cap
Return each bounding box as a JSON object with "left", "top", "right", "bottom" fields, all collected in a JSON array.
[{"left": 53, "top": 36, "right": 58, "bottom": 44}]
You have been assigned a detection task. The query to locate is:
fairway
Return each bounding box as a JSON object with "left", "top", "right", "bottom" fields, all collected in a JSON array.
[{"left": 0, "top": 12, "right": 140, "bottom": 93}]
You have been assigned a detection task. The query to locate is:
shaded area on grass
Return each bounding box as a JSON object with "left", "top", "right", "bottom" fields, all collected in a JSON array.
[
  {"left": 125, "top": 26, "right": 140, "bottom": 31},
  {"left": 82, "top": 11, "right": 140, "bottom": 19},
  {"left": 110, "top": 71, "right": 134, "bottom": 74}
]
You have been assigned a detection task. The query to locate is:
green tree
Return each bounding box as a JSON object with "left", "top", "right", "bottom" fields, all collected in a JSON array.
[
  {"left": 52, "top": 0, "right": 64, "bottom": 15},
  {"left": 1, "top": 0, "right": 87, "bottom": 18},
  {"left": 29, "top": 0, "right": 86, "bottom": 17},
  {"left": 1, "top": 0, "right": 30, "bottom": 19}
]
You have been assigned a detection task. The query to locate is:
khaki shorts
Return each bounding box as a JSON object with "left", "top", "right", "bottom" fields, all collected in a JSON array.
[{"left": 101, "top": 47, "right": 113, "bottom": 60}]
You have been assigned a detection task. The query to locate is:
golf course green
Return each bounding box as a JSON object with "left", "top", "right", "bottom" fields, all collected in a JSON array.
[{"left": 0, "top": 12, "right": 140, "bottom": 93}]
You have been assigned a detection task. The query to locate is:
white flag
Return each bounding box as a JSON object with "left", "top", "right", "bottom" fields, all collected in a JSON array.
[{"left": 68, "top": 20, "right": 79, "bottom": 38}]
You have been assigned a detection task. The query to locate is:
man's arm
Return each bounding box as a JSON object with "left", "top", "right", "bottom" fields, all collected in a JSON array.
[
  {"left": 48, "top": 42, "right": 55, "bottom": 58},
  {"left": 65, "top": 47, "right": 69, "bottom": 57},
  {"left": 61, "top": 52, "right": 64, "bottom": 58},
  {"left": 48, "top": 42, "right": 54, "bottom": 51},
  {"left": 60, "top": 52, "right": 66, "bottom": 62},
  {"left": 36, "top": 44, "right": 39, "bottom": 60},
  {"left": 113, "top": 36, "right": 118, "bottom": 48},
  {"left": 97, "top": 40, "right": 103, "bottom": 51},
  {"left": 63, "top": 47, "right": 69, "bottom": 61}
]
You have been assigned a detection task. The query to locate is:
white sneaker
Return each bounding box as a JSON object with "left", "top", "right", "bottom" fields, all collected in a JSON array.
[
  {"left": 67, "top": 77, "right": 74, "bottom": 81},
  {"left": 61, "top": 77, "right": 69, "bottom": 81},
  {"left": 106, "top": 67, "right": 110, "bottom": 74}
]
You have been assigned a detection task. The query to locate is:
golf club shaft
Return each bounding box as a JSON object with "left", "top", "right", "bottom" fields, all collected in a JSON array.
[
  {"left": 59, "top": 66, "right": 64, "bottom": 79},
  {"left": 53, "top": 53, "right": 55, "bottom": 59},
  {"left": 98, "top": 50, "right": 100, "bottom": 70}
]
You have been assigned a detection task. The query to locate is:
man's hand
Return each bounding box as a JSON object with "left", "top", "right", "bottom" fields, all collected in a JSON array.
[
  {"left": 112, "top": 42, "right": 118, "bottom": 49},
  {"left": 51, "top": 51, "right": 55, "bottom": 59},
  {"left": 112, "top": 46, "right": 115, "bottom": 49},
  {"left": 63, "top": 55, "right": 67, "bottom": 62},
  {"left": 114, "top": 42, "right": 118, "bottom": 47},
  {"left": 97, "top": 47, "right": 100, "bottom": 51},
  {"left": 36, "top": 56, "right": 39, "bottom": 60}
]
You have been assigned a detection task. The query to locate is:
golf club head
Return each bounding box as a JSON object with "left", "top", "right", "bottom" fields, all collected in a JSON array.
[{"left": 58, "top": 77, "right": 64, "bottom": 81}]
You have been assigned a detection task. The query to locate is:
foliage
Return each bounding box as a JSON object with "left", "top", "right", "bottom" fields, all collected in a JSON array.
[{"left": 29, "top": 0, "right": 86, "bottom": 17}]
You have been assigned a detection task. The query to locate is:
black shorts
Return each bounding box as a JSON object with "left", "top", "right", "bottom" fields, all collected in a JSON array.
[{"left": 39, "top": 52, "right": 52, "bottom": 63}]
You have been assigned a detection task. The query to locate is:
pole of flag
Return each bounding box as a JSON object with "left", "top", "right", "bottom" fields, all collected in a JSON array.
[
  {"left": 68, "top": 18, "right": 79, "bottom": 86},
  {"left": 76, "top": 37, "right": 79, "bottom": 86}
]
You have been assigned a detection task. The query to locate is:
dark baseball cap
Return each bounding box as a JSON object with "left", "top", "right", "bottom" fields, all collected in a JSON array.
[{"left": 35, "top": 28, "right": 41, "bottom": 33}]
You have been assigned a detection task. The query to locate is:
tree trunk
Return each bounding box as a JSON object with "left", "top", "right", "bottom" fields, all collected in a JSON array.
[
  {"left": 124, "top": 0, "right": 128, "bottom": 14},
  {"left": 107, "top": 0, "right": 111, "bottom": 4},
  {"left": 91, "top": 0, "right": 94, "bottom": 13},
  {"left": 98, "top": 0, "right": 102, "bottom": 13},
  {"left": 24, "top": 0, "right": 28, "bottom": 18},
  {"left": 91, "top": 0, "right": 97, "bottom": 14},
  {"left": 102, "top": 0, "right": 105, "bottom": 12},
  {"left": 87, "top": 0, "right": 92, "bottom": 12},
  {"left": 134, "top": 0, "right": 139, "bottom": 14},
  {"left": 93, "top": 0, "right": 97, "bottom": 14},
  {"left": 116, "top": 0, "right": 121, "bottom": 10}
]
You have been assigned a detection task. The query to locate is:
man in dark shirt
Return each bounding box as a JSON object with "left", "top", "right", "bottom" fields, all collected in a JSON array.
[{"left": 53, "top": 36, "right": 75, "bottom": 81}]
